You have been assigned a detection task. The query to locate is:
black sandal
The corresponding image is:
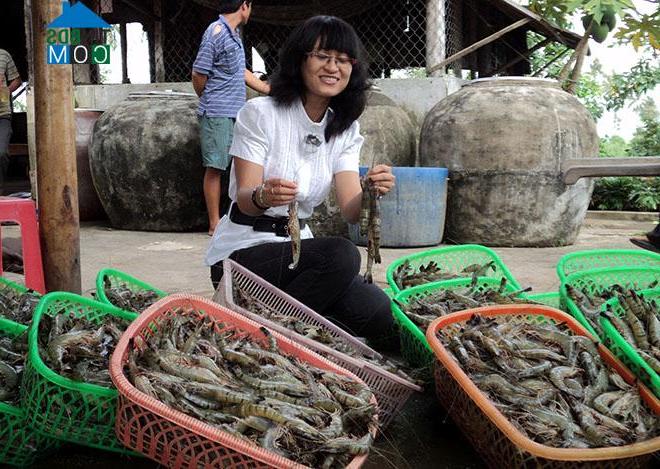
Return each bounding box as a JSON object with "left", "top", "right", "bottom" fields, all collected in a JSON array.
[{"left": 630, "top": 237, "right": 660, "bottom": 254}]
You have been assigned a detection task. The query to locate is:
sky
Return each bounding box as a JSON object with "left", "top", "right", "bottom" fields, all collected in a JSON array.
[{"left": 576, "top": 0, "right": 659, "bottom": 140}]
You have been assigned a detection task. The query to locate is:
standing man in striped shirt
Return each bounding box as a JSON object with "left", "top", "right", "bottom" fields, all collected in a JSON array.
[
  {"left": 0, "top": 49, "right": 21, "bottom": 191},
  {"left": 192, "top": 0, "right": 270, "bottom": 236}
]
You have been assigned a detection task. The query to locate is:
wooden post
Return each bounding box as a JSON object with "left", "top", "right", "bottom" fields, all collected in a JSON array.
[
  {"left": 153, "top": 0, "right": 165, "bottom": 82},
  {"left": 120, "top": 22, "right": 130, "bottom": 84},
  {"left": 425, "top": 0, "right": 446, "bottom": 77},
  {"left": 24, "top": 0, "right": 38, "bottom": 198},
  {"left": 31, "top": 0, "right": 81, "bottom": 293}
]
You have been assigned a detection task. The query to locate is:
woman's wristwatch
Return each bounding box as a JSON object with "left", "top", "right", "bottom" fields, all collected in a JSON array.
[{"left": 251, "top": 184, "right": 269, "bottom": 210}]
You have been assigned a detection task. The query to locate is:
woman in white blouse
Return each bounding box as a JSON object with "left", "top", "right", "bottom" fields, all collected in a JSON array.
[{"left": 206, "top": 15, "right": 397, "bottom": 350}]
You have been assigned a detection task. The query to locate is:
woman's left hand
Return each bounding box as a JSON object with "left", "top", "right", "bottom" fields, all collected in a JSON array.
[{"left": 366, "top": 164, "right": 395, "bottom": 196}]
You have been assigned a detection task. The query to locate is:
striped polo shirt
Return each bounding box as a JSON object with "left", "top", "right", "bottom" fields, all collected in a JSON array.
[
  {"left": 193, "top": 16, "right": 246, "bottom": 118},
  {"left": 0, "top": 49, "right": 20, "bottom": 118}
]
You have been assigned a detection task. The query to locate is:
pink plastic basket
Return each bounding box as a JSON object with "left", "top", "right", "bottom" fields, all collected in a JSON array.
[
  {"left": 110, "top": 293, "right": 377, "bottom": 469},
  {"left": 215, "top": 259, "right": 421, "bottom": 428}
]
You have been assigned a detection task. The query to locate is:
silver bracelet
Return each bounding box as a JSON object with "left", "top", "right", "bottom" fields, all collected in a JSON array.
[{"left": 257, "top": 183, "right": 269, "bottom": 209}]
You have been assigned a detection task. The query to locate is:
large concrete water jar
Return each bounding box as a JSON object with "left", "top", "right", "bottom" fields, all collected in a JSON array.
[
  {"left": 419, "top": 77, "right": 598, "bottom": 247},
  {"left": 75, "top": 109, "right": 106, "bottom": 221},
  {"left": 89, "top": 92, "right": 206, "bottom": 231},
  {"left": 308, "top": 91, "right": 417, "bottom": 237}
]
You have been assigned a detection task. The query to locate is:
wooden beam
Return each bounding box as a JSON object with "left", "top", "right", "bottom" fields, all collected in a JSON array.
[
  {"left": 32, "top": 0, "right": 81, "bottom": 293},
  {"left": 428, "top": 18, "right": 532, "bottom": 75},
  {"left": 153, "top": 0, "right": 165, "bottom": 82},
  {"left": 491, "top": 37, "right": 552, "bottom": 76}
]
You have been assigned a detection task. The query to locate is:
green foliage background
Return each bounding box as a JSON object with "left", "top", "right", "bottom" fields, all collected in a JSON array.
[{"left": 590, "top": 98, "right": 659, "bottom": 211}]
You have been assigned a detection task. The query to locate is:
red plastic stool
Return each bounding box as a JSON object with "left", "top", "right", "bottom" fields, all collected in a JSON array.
[{"left": 0, "top": 197, "right": 46, "bottom": 293}]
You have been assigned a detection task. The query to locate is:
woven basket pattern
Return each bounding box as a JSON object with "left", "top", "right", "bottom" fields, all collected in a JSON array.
[
  {"left": 427, "top": 305, "right": 660, "bottom": 468},
  {"left": 391, "top": 277, "right": 524, "bottom": 381},
  {"left": 21, "top": 293, "right": 137, "bottom": 453},
  {"left": 600, "top": 289, "right": 660, "bottom": 398},
  {"left": 110, "top": 293, "right": 375, "bottom": 469},
  {"left": 0, "top": 319, "right": 59, "bottom": 466},
  {"left": 218, "top": 260, "right": 420, "bottom": 428},
  {"left": 560, "top": 266, "right": 660, "bottom": 339},
  {"left": 386, "top": 244, "right": 520, "bottom": 295},
  {"left": 557, "top": 250, "right": 660, "bottom": 282}
]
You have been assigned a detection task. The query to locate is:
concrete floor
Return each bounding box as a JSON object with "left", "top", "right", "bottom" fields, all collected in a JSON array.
[
  {"left": 3, "top": 211, "right": 651, "bottom": 297},
  {"left": 65, "top": 212, "right": 658, "bottom": 296},
  {"left": 4, "top": 212, "right": 657, "bottom": 468}
]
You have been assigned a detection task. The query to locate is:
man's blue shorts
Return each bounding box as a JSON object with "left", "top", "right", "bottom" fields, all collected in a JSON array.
[{"left": 199, "top": 115, "right": 234, "bottom": 170}]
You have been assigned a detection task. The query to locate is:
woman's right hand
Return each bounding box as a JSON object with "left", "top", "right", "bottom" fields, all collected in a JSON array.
[{"left": 259, "top": 178, "right": 298, "bottom": 207}]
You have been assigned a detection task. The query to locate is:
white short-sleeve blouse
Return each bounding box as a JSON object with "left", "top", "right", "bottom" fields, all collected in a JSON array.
[{"left": 205, "top": 96, "right": 363, "bottom": 265}]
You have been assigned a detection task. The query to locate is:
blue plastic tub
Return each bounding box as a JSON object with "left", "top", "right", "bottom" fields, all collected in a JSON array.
[{"left": 349, "top": 166, "right": 448, "bottom": 247}]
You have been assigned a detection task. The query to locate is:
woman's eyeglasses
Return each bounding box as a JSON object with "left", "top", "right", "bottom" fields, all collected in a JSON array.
[{"left": 306, "top": 51, "right": 357, "bottom": 68}]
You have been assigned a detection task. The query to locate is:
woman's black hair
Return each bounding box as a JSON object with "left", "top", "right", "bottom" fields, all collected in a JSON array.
[{"left": 269, "top": 15, "right": 371, "bottom": 142}]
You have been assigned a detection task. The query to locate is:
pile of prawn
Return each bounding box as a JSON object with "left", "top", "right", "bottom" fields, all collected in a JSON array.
[
  {"left": 98, "top": 277, "right": 161, "bottom": 313},
  {"left": 126, "top": 310, "right": 377, "bottom": 468},
  {"left": 0, "top": 330, "right": 28, "bottom": 406},
  {"left": 392, "top": 259, "right": 498, "bottom": 291},
  {"left": 395, "top": 276, "right": 533, "bottom": 329},
  {"left": 440, "top": 315, "right": 659, "bottom": 448},
  {"left": 233, "top": 281, "right": 416, "bottom": 383},
  {"left": 601, "top": 289, "right": 660, "bottom": 374},
  {"left": 37, "top": 312, "right": 132, "bottom": 387},
  {"left": 0, "top": 285, "right": 41, "bottom": 325}
]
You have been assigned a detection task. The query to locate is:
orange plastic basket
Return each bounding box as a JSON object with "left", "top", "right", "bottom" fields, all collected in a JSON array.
[
  {"left": 426, "top": 304, "right": 660, "bottom": 468},
  {"left": 109, "top": 293, "right": 377, "bottom": 469}
]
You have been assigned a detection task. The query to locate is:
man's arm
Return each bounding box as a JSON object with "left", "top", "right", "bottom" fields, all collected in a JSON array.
[
  {"left": 192, "top": 71, "right": 207, "bottom": 98},
  {"left": 245, "top": 70, "right": 270, "bottom": 95},
  {"left": 7, "top": 77, "right": 21, "bottom": 93}
]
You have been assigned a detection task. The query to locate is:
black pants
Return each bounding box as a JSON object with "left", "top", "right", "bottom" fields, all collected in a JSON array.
[{"left": 211, "top": 237, "right": 398, "bottom": 351}]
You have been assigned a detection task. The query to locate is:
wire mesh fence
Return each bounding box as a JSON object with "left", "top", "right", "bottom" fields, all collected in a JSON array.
[
  {"left": 70, "top": 0, "right": 542, "bottom": 84},
  {"left": 73, "top": 0, "right": 450, "bottom": 83}
]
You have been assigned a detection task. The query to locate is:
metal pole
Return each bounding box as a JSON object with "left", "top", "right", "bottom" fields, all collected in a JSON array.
[
  {"left": 31, "top": 0, "right": 81, "bottom": 293},
  {"left": 426, "top": 0, "right": 446, "bottom": 77},
  {"left": 120, "top": 22, "right": 130, "bottom": 83}
]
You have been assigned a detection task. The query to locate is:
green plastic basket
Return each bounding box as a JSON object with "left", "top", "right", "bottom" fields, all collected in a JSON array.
[
  {"left": 521, "top": 292, "right": 563, "bottom": 311},
  {"left": 20, "top": 292, "right": 138, "bottom": 454},
  {"left": 0, "top": 277, "right": 41, "bottom": 326},
  {"left": 95, "top": 268, "right": 166, "bottom": 313},
  {"left": 556, "top": 249, "right": 660, "bottom": 283},
  {"left": 560, "top": 266, "right": 660, "bottom": 340},
  {"left": 600, "top": 288, "right": 660, "bottom": 398},
  {"left": 0, "top": 277, "right": 29, "bottom": 295},
  {"left": 386, "top": 244, "right": 520, "bottom": 295},
  {"left": 391, "top": 276, "right": 526, "bottom": 379},
  {"left": 0, "top": 318, "right": 59, "bottom": 467}
]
